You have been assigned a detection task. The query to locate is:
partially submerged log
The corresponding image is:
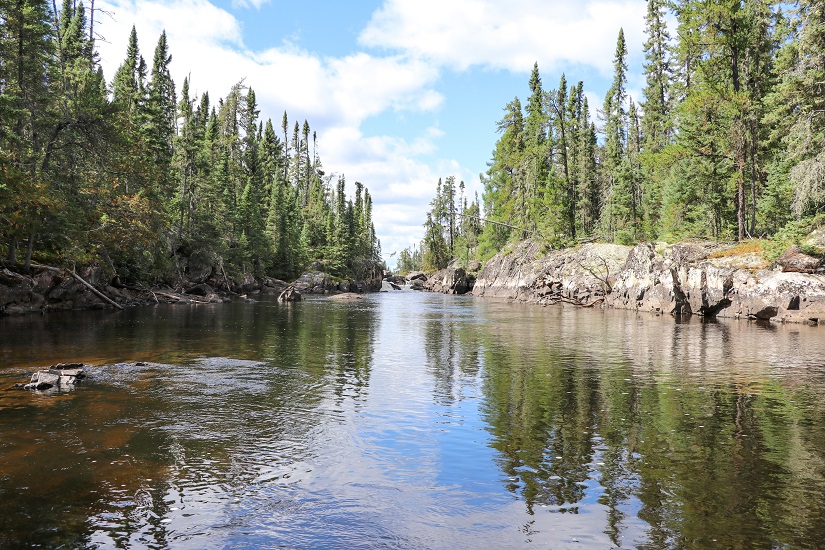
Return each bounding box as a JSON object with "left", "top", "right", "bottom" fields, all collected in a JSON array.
[{"left": 279, "top": 287, "right": 302, "bottom": 302}]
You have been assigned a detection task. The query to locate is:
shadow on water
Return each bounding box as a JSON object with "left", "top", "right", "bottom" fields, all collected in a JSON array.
[{"left": 2, "top": 295, "right": 825, "bottom": 548}]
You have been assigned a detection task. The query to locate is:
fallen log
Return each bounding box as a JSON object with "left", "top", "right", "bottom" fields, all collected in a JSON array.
[
  {"left": 67, "top": 270, "right": 124, "bottom": 310},
  {"left": 32, "top": 264, "right": 123, "bottom": 310}
]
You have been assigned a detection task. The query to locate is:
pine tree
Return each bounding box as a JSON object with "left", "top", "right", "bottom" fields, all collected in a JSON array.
[
  {"left": 482, "top": 96, "right": 524, "bottom": 249},
  {"left": 147, "top": 31, "right": 176, "bottom": 177},
  {"left": 523, "top": 63, "right": 549, "bottom": 230},
  {"left": 551, "top": 74, "right": 576, "bottom": 238},
  {"left": 112, "top": 26, "right": 140, "bottom": 111}
]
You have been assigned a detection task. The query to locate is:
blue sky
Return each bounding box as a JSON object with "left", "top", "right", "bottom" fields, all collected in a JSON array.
[{"left": 95, "top": 0, "right": 650, "bottom": 268}]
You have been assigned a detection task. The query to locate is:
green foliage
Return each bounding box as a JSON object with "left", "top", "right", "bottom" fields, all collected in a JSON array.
[
  {"left": 0, "top": 10, "right": 380, "bottom": 283},
  {"left": 413, "top": 0, "right": 824, "bottom": 265},
  {"left": 763, "top": 214, "right": 825, "bottom": 261}
]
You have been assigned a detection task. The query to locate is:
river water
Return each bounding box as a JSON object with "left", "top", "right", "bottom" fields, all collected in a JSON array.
[{"left": 2, "top": 292, "right": 825, "bottom": 548}]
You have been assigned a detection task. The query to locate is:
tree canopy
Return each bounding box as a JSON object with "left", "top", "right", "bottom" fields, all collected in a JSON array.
[
  {"left": 0, "top": 4, "right": 381, "bottom": 282},
  {"left": 405, "top": 0, "right": 825, "bottom": 272}
]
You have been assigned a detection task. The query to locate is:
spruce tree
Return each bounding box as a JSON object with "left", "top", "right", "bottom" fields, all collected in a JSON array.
[
  {"left": 600, "top": 28, "right": 629, "bottom": 241},
  {"left": 0, "top": 0, "right": 55, "bottom": 263},
  {"left": 778, "top": 0, "right": 825, "bottom": 218},
  {"left": 641, "top": 0, "right": 672, "bottom": 154}
]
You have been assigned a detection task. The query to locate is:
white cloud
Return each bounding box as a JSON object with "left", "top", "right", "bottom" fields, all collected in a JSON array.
[
  {"left": 97, "top": 1, "right": 442, "bottom": 128},
  {"left": 359, "top": 0, "right": 647, "bottom": 76},
  {"left": 230, "top": 0, "right": 270, "bottom": 10}
]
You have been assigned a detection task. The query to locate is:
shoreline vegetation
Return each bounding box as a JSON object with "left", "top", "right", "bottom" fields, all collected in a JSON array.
[
  {"left": 3, "top": 1, "right": 825, "bottom": 324},
  {"left": 1, "top": 3, "right": 382, "bottom": 307}
]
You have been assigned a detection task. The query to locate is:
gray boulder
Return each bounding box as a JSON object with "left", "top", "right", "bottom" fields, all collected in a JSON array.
[
  {"left": 423, "top": 266, "right": 473, "bottom": 294},
  {"left": 22, "top": 364, "right": 86, "bottom": 391}
]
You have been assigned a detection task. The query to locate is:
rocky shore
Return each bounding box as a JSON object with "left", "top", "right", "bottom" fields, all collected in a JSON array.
[
  {"left": 0, "top": 263, "right": 382, "bottom": 317},
  {"left": 429, "top": 238, "right": 825, "bottom": 325}
]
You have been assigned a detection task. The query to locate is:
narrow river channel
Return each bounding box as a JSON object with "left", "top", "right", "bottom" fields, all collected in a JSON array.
[{"left": 2, "top": 292, "right": 825, "bottom": 548}]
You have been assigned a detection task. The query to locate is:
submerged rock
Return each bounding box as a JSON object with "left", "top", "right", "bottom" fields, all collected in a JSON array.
[
  {"left": 21, "top": 363, "right": 87, "bottom": 390},
  {"left": 329, "top": 292, "right": 366, "bottom": 301}
]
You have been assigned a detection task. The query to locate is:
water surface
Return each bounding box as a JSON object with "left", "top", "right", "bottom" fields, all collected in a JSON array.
[{"left": 2, "top": 293, "right": 825, "bottom": 548}]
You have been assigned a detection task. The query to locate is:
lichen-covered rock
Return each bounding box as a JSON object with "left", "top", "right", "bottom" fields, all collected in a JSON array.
[
  {"left": 605, "top": 243, "right": 689, "bottom": 315},
  {"left": 292, "top": 271, "right": 336, "bottom": 294},
  {"left": 728, "top": 271, "right": 825, "bottom": 323},
  {"left": 473, "top": 240, "right": 631, "bottom": 305},
  {"left": 291, "top": 269, "right": 381, "bottom": 295}
]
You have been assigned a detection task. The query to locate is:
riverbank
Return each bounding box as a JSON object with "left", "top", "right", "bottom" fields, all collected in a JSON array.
[
  {"left": 430, "top": 237, "right": 825, "bottom": 325},
  {"left": 0, "top": 263, "right": 383, "bottom": 316}
]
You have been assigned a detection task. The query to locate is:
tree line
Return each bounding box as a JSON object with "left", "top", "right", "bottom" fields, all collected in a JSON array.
[
  {"left": 405, "top": 0, "right": 824, "bottom": 273},
  {"left": 0, "top": 0, "right": 381, "bottom": 283}
]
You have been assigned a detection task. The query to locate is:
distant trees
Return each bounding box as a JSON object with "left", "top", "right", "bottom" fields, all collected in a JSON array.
[
  {"left": 0, "top": 5, "right": 380, "bottom": 282},
  {"left": 398, "top": 176, "right": 481, "bottom": 273}
]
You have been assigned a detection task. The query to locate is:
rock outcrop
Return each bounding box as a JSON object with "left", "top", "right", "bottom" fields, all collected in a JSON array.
[
  {"left": 0, "top": 261, "right": 378, "bottom": 316},
  {"left": 291, "top": 270, "right": 382, "bottom": 294},
  {"left": 472, "top": 240, "right": 631, "bottom": 305},
  {"left": 473, "top": 239, "right": 825, "bottom": 325},
  {"left": 422, "top": 265, "right": 474, "bottom": 294},
  {"left": 605, "top": 242, "right": 825, "bottom": 323}
]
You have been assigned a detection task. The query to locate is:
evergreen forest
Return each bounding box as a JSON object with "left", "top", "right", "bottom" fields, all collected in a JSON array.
[
  {"left": 0, "top": 1, "right": 381, "bottom": 283},
  {"left": 401, "top": 0, "right": 825, "bottom": 273}
]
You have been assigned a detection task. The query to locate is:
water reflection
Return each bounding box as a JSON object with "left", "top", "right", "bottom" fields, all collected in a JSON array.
[
  {"left": 471, "top": 304, "right": 825, "bottom": 548},
  {"left": 2, "top": 296, "right": 825, "bottom": 547}
]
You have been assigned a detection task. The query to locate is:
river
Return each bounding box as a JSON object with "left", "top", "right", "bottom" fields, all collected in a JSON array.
[{"left": 1, "top": 292, "right": 825, "bottom": 548}]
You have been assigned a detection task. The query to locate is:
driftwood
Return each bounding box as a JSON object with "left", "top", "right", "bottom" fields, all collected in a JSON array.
[
  {"left": 279, "top": 286, "right": 302, "bottom": 302},
  {"left": 577, "top": 256, "right": 613, "bottom": 293},
  {"left": 537, "top": 289, "right": 604, "bottom": 308},
  {"left": 32, "top": 264, "right": 123, "bottom": 310},
  {"left": 153, "top": 290, "right": 212, "bottom": 304},
  {"left": 455, "top": 212, "right": 539, "bottom": 238}
]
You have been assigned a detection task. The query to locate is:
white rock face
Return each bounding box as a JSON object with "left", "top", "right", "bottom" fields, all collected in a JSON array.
[{"left": 475, "top": 240, "right": 825, "bottom": 325}]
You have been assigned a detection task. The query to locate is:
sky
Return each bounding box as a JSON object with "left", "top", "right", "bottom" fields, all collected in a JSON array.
[{"left": 94, "top": 0, "right": 650, "bottom": 269}]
